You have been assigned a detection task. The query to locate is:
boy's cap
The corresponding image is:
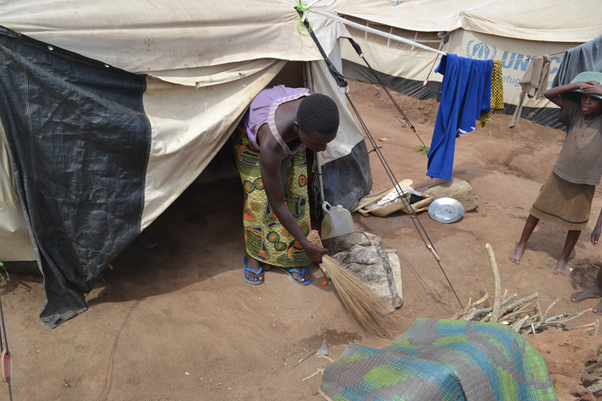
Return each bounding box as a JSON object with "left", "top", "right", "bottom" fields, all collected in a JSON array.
[{"left": 561, "top": 71, "right": 602, "bottom": 102}]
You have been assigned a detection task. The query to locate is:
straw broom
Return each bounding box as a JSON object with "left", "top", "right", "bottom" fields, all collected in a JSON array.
[{"left": 307, "top": 230, "right": 394, "bottom": 337}]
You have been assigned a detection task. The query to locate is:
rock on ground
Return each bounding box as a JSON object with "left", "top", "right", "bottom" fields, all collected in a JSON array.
[
  {"left": 424, "top": 178, "right": 479, "bottom": 212},
  {"left": 323, "top": 231, "right": 403, "bottom": 313}
]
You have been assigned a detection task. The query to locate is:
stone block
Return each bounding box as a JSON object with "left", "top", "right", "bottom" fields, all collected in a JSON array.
[
  {"left": 424, "top": 178, "right": 479, "bottom": 212},
  {"left": 323, "top": 232, "right": 402, "bottom": 313}
]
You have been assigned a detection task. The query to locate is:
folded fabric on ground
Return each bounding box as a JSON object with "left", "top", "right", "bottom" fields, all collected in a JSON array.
[
  {"left": 427, "top": 55, "right": 493, "bottom": 180},
  {"left": 320, "top": 318, "right": 556, "bottom": 401}
]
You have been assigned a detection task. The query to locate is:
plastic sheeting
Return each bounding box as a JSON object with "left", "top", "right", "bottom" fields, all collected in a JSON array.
[{"left": 0, "top": 27, "right": 151, "bottom": 327}]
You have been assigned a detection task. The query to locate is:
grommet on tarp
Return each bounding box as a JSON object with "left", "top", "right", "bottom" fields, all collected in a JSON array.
[{"left": 0, "top": 351, "right": 10, "bottom": 383}]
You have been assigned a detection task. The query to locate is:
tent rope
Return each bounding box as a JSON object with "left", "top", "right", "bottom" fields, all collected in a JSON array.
[
  {"left": 295, "top": 0, "right": 314, "bottom": 35},
  {"left": 0, "top": 290, "right": 13, "bottom": 401},
  {"left": 295, "top": 7, "right": 464, "bottom": 310},
  {"left": 344, "top": 93, "right": 463, "bottom": 310},
  {"left": 346, "top": 38, "right": 426, "bottom": 148}
]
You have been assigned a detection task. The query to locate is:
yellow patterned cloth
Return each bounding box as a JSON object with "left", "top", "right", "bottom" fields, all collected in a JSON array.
[
  {"left": 232, "top": 125, "right": 311, "bottom": 268},
  {"left": 479, "top": 60, "right": 505, "bottom": 127}
]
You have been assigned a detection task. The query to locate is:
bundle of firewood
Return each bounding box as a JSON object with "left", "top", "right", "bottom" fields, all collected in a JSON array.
[
  {"left": 451, "top": 244, "right": 599, "bottom": 336},
  {"left": 452, "top": 291, "right": 598, "bottom": 336}
]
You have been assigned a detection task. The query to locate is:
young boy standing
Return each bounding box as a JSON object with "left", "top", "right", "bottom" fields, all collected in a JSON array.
[{"left": 509, "top": 72, "right": 602, "bottom": 276}]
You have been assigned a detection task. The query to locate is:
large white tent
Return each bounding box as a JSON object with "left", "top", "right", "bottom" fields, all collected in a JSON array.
[
  {"left": 330, "top": 0, "right": 602, "bottom": 126},
  {"left": 0, "top": 0, "right": 373, "bottom": 326}
]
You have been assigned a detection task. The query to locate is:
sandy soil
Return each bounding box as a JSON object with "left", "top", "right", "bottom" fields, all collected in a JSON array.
[{"left": 2, "top": 79, "right": 602, "bottom": 400}]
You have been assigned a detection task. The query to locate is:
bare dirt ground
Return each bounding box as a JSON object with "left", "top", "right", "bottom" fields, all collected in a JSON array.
[{"left": 2, "top": 78, "right": 602, "bottom": 400}]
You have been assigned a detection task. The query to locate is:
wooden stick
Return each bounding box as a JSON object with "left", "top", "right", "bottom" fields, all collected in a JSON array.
[
  {"left": 542, "top": 298, "right": 559, "bottom": 322},
  {"left": 567, "top": 322, "right": 598, "bottom": 331},
  {"left": 471, "top": 293, "right": 489, "bottom": 308},
  {"left": 512, "top": 314, "right": 529, "bottom": 332},
  {"left": 545, "top": 312, "right": 568, "bottom": 324},
  {"left": 554, "top": 309, "right": 592, "bottom": 325},
  {"left": 499, "top": 303, "right": 532, "bottom": 321},
  {"left": 464, "top": 294, "right": 516, "bottom": 321},
  {"left": 485, "top": 244, "right": 502, "bottom": 323},
  {"left": 501, "top": 293, "right": 538, "bottom": 315}
]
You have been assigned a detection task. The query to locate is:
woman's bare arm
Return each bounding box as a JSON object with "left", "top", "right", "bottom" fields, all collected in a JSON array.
[{"left": 257, "top": 126, "right": 327, "bottom": 263}]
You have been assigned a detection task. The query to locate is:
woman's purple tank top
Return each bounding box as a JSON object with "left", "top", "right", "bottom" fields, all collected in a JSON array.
[{"left": 242, "top": 85, "right": 310, "bottom": 158}]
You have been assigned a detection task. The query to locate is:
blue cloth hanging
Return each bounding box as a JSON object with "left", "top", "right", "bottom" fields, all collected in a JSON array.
[{"left": 427, "top": 54, "right": 493, "bottom": 180}]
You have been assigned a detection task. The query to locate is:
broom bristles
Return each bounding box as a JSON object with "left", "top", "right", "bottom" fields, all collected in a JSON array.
[{"left": 308, "top": 230, "right": 393, "bottom": 337}]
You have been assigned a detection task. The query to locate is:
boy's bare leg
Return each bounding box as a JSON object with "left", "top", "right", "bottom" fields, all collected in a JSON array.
[
  {"left": 509, "top": 214, "right": 540, "bottom": 264},
  {"left": 572, "top": 268, "right": 602, "bottom": 313},
  {"left": 554, "top": 229, "right": 581, "bottom": 276}
]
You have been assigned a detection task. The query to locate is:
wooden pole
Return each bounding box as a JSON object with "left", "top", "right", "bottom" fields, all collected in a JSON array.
[{"left": 486, "top": 243, "right": 502, "bottom": 323}]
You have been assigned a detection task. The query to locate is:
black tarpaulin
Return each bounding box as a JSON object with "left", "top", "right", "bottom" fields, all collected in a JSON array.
[
  {"left": 320, "top": 140, "right": 372, "bottom": 211},
  {"left": 0, "top": 27, "right": 150, "bottom": 327}
]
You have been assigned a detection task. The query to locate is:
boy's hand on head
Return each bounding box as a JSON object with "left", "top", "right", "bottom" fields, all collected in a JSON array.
[{"left": 583, "top": 81, "right": 602, "bottom": 95}]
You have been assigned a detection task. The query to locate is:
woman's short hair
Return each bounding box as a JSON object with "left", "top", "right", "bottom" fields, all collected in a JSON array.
[{"left": 297, "top": 93, "right": 339, "bottom": 135}]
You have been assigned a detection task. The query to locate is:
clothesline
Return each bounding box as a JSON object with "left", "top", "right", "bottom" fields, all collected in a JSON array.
[{"left": 525, "top": 50, "right": 567, "bottom": 61}]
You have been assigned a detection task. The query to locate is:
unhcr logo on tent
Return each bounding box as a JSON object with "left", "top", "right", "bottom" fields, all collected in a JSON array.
[
  {"left": 384, "top": 0, "right": 403, "bottom": 6},
  {"left": 465, "top": 40, "right": 497, "bottom": 60}
]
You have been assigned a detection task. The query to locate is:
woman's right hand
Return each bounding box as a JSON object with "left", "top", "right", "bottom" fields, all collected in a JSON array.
[{"left": 305, "top": 244, "right": 328, "bottom": 264}]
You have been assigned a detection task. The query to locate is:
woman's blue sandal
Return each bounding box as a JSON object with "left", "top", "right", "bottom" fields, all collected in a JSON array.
[
  {"left": 243, "top": 255, "right": 264, "bottom": 285},
  {"left": 277, "top": 266, "right": 312, "bottom": 286}
]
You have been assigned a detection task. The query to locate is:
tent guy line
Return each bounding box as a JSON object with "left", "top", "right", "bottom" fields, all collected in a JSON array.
[
  {"left": 346, "top": 37, "right": 428, "bottom": 148},
  {"left": 296, "top": 5, "right": 464, "bottom": 309},
  {"left": 345, "top": 92, "right": 465, "bottom": 310}
]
